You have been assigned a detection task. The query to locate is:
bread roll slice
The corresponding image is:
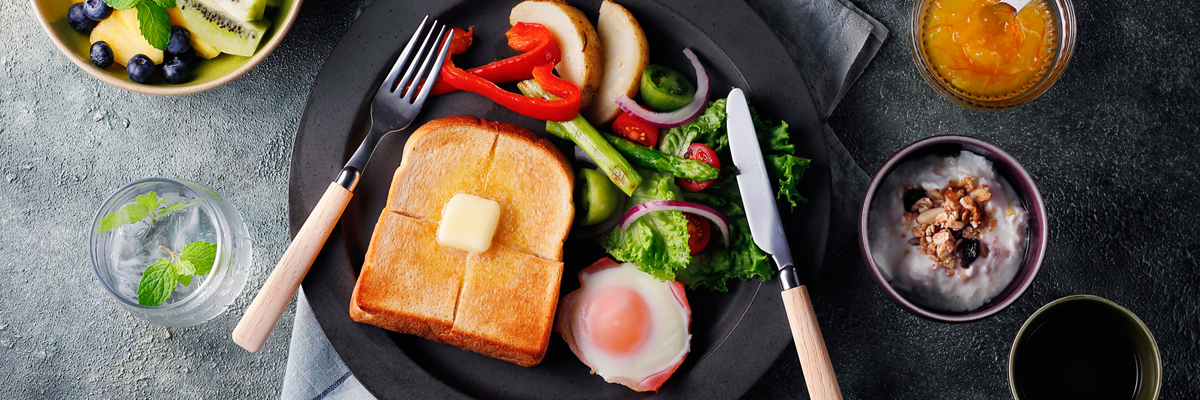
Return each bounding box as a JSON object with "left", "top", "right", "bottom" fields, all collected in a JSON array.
[
  {"left": 583, "top": 0, "right": 649, "bottom": 125},
  {"left": 510, "top": 0, "right": 604, "bottom": 108}
]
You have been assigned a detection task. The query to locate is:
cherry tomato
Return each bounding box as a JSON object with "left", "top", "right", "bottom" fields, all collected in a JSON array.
[
  {"left": 679, "top": 143, "right": 720, "bottom": 191},
  {"left": 685, "top": 213, "right": 711, "bottom": 255},
  {"left": 611, "top": 112, "right": 659, "bottom": 148}
]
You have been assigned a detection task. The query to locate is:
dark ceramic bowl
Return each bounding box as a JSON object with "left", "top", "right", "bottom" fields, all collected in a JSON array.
[
  {"left": 859, "top": 135, "right": 1048, "bottom": 322},
  {"left": 1009, "top": 295, "right": 1161, "bottom": 400}
]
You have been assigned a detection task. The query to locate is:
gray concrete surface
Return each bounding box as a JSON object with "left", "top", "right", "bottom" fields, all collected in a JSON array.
[{"left": 0, "top": 0, "right": 366, "bottom": 398}]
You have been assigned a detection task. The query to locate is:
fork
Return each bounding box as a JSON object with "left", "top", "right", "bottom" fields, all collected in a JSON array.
[{"left": 232, "top": 17, "right": 454, "bottom": 353}]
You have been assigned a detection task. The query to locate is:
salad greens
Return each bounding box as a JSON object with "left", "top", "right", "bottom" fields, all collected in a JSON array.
[
  {"left": 601, "top": 98, "right": 811, "bottom": 291},
  {"left": 599, "top": 170, "right": 692, "bottom": 281},
  {"left": 659, "top": 98, "right": 728, "bottom": 157},
  {"left": 603, "top": 133, "right": 720, "bottom": 181},
  {"left": 662, "top": 99, "right": 810, "bottom": 209}
]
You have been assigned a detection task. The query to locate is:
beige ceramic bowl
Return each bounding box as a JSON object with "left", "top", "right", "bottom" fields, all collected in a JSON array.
[{"left": 31, "top": 0, "right": 302, "bottom": 95}]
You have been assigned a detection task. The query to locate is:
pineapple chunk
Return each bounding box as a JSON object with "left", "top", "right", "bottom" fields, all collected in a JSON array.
[
  {"left": 166, "top": 8, "right": 222, "bottom": 59},
  {"left": 91, "top": 9, "right": 163, "bottom": 66}
]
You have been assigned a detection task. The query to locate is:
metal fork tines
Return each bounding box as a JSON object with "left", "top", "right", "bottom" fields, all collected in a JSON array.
[{"left": 337, "top": 16, "right": 454, "bottom": 191}]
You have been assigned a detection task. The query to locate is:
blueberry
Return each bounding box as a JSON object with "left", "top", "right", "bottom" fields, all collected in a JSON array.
[
  {"left": 90, "top": 41, "right": 114, "bottom": 68},
  {"left": 67, "top": 3, "right": 97, "bottom": 33},
  {"left": 126, "top": 54, "right": 157, "bottom": 84},
  {"left": 165, "top": 47, "right": 198, "bottom": 68},
  {"left": 162, "top": 59, "right": 191, "bottom": 84},
  {"left": 82, "top": 0, "right": 112, "bottom": 21},
  {"left": 167, "top": 27, "right": 192, "bottom": 55}
]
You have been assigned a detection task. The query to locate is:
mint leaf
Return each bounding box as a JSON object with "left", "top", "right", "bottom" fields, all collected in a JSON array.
[
  {"left": 135, "top": 3, "right": 172, "bottom": 50},
  {"left": 176, "top": 259, "right": 196, "bottom": 286},
  {"left": 104, "top": 0, "right": 142, "bottom": 10},
  {"left": 180, "top": 241, "right": 217, "bottom": 276},
  {"left": 152, "top": 0, "right": 176, "bottom": 8},
  {"left": 137, "top": 258, "right": 177, "bottom": 306},
  {"left": 135, "top": 192, "right": 163, "bottom": 210},
  {"left": 98, "top": 203, "right": 150, "bottom": 233},
  {"left": 158, "top": 200, "right": 200, "bottom": 217}
]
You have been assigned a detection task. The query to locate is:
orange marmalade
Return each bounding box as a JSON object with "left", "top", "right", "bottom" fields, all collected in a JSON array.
[{"left": 922, "top": 0, "right": 1054, "bottom": 98}]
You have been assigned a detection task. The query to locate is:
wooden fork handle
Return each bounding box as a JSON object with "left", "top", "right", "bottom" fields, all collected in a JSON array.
[
  {"left": 232, "top": 182, "right": 353, "bottom": 353},
  {"left": 782, "top": 285, "right": 843, "bottom": 400}
]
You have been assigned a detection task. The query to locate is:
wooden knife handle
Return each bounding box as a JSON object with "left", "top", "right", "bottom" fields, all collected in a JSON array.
[
  {"left": 232, "top": 182, "right": 353, "bottom": 353},
  {"left": 782, "top": 285, "right": 843, "bottom": 400}
]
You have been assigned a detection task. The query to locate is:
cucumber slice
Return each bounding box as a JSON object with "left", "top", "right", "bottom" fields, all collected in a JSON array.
[{"left": 577, "top": 168, "right": 622, "bottom": 226}]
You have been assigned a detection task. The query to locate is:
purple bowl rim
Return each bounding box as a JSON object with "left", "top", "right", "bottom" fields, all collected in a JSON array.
[{"left": 858, "top": 135, "right": 1049, "bottom": 323}]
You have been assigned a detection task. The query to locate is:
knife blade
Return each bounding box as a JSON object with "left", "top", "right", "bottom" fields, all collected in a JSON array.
[
  {"left": 725, "top": 88, "right": 843, "bottom": 400},
  {"left": 726, "top": 88, "right": 794, "bottom": 276}
]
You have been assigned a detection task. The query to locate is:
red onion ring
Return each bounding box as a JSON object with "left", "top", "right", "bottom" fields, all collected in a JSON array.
[
  {"left": 618, "top": 200, "right": 730, "bottom": 248},
  {"left": 614, "top": 48, "right": 710, "bottom": 129}
]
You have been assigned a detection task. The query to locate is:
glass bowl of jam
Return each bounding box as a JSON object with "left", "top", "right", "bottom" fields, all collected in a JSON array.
[{"left": 910, "top": 0, "right": 1076, "bottom": 109}]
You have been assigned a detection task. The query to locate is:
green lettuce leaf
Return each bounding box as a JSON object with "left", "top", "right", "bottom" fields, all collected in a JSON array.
[
  {"left": 754, "top": 114, "right": 794, "bottom": 154},
  {"left": 599, "top": 170, "right": 692, "bottom": 280},
  {"left": 658, "top": 99, "right": 728, "bottom": 156},
  {"left": 770, "top": 154, "right": 810, "bottom": 209}
]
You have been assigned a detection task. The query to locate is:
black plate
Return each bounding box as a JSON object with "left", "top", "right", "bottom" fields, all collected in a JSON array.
[{"left": 291, "top": 0, "right": 831, "bottom": 398}]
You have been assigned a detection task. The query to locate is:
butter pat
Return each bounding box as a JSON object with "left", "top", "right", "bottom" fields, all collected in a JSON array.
[{"left": 437, "top": 194, "right": 501, "bottom": 253}]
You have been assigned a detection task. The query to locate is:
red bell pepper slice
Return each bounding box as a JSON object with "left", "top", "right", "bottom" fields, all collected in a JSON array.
[
  {"left": 440, "top": 60, "right": 581, "bottom": 122},
  {"left": 430, "top": 23, "right": 562, "bottom": 96}
]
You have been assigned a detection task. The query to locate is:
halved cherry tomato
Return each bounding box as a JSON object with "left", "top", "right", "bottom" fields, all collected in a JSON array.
[
  {"left": 611, "top": 112, "right": 659, "bottom": 148},
  {"left": 685, "top": 213, "right": 711, "bottom": 255},
  {"left": 679, "top": 143, "right": 720, "bottom": 191}
]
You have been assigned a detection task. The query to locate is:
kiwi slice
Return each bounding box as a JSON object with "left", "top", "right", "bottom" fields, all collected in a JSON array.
[
  {"left": 210, "top": 0, "right": 268, "bottom": 23},
  {"left": 178, "top": 0, "right": 270, "bottom": 57}
]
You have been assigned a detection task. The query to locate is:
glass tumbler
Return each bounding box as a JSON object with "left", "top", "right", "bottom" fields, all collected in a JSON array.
[{"left": 90, "top": 178, "right": 252, "bottom": 327}]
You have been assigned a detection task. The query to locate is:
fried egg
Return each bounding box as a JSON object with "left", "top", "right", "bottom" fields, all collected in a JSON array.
[{"left": 556, "top": 258, "right": 691, "bottom": 392}]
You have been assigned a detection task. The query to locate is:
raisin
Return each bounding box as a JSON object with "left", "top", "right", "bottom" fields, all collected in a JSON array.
[
  {"left": 903, "top": 188, "right": 926, "bottom": 211},
  {"left": 959, "top": 238, "right": 980, "bottom": 267}
]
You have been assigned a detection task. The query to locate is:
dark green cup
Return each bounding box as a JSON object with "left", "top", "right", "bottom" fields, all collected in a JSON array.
[{"left": 1009, "top": 295, "right": 1161, "bottom": 400}]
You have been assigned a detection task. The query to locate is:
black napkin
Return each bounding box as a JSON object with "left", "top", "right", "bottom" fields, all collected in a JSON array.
[{"left": 746, "top": 0, "right": 885, "bottom": 262}]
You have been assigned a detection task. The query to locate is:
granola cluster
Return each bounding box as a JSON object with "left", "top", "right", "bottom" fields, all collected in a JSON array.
[{"left": 903, "top": 177, "right": 994, "bottom": 272}]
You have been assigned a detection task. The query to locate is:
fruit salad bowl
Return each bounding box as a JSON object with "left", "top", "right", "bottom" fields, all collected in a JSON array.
[{"left": 32, "top": 0, "right": 302, "bottom": 95}]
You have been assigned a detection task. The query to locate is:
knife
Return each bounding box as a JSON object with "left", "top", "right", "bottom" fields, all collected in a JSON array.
[{"left": 726, "top": 88, "right": 843, "bottom": 400}]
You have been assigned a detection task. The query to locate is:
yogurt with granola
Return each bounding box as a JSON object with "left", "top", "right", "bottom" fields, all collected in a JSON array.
[{"left": 869, "top": 151, "right": 1028, "bottom": 312}]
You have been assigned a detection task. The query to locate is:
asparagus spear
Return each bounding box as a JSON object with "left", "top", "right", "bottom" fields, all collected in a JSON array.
[
  {"left": 600, "top": 133, "right": 720, "bottom": 181},
  {"left": 518, "top": 80, "right": 641, "bottom": 195}
]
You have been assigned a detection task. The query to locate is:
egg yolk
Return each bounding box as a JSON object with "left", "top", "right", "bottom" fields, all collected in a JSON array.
[
  {"left": 584, "top": 287, "right": 652, "bottom": 355},
  {"left": 921, "top": 0, "right": 1054, "bottom": 98}
]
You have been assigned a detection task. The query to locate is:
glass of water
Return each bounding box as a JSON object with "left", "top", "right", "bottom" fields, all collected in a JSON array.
[{"left": 89, "top": 178, "right": 252, "bottom": 327}]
